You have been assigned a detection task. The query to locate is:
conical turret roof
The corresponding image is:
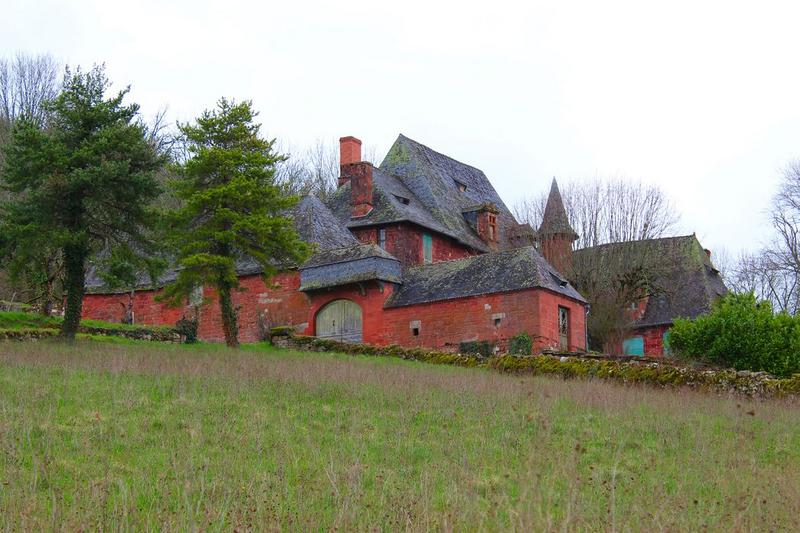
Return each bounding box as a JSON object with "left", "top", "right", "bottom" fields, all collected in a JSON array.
[{"left": 538, "top": 178, "right": 577, "bottom": 240}]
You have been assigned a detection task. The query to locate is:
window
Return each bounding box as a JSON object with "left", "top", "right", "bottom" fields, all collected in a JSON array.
[
  {"left": 423, "top": 233, "right": 432, "bottom": 263},
  {"left": 378, "top": 229, "right": 386, "bottom": 249},
  {"left": 393, "top": 194, "right": 410, "bottom": 205},
  {"left": 494, "top": 317, "right": 501, "bottom": 327},
  {"left": 455, "top": 180, "right": 467, "bottom": 192},
  {"left": 412, "top": 327, "right": 420, "bottom": 336},
  {"left": 662, "top": 331, "right": 671, "bottom": 356},
  {"left": 487, "top": 213, "right": 497, "bottom": 241}
]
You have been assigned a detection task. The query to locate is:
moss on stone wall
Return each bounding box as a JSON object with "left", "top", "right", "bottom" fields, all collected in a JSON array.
[{"left": 280, "top": 335, "right": 800, "bottom": 399}]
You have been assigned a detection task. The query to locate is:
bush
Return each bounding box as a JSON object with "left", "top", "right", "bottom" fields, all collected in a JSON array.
[
  {"left": 509, "top": 333, "right": 533, "bottom": 355},
  {"left": 174, "top": 316, "right": 199, "bottom": 344},
  {"left": 457, "top": 340, "right": 496, "bottom": 356},
  {"left": 670, "top": 293, "right": 800, "bottom": 377}
]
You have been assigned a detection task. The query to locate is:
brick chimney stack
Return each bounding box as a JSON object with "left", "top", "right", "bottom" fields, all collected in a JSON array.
[
  {"left": 338, "top": 136, "right": 362, "bottom": 187},
  {"left": 339, "top": 136, "right": 373, "bottom": 218}
]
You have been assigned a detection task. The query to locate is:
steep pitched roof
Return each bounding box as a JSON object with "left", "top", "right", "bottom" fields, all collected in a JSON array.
[
  {"left": 326, "top": 134, "right": 521, "bottom": 252},
  {"left": 326, "top": 167, "right": 456, "bottom": 240},
  {"left": 539, "top": 178, "right": 577, "bottom": 239},
  {"left": 85, "top": 195, "right": 358, "bottom": 293},
  {"left": 573, "top": 234, "right": 728, "bottom": 327},
  {"left": 385, "top": 246, "right": 586, "bottom": 308}
]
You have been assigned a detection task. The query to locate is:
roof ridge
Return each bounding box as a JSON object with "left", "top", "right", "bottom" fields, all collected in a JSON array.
[{"left": 397, "top": 133, "right": 483, "bottom": 173}]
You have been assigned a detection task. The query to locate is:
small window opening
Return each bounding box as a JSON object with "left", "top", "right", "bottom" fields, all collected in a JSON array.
[
  {"left": 378, "top": 229, "right": 386, "bottom": 249},
  {"left": 455, "top": 180, "right": 467, "bottom": 192},
  {"left": 412, "top": 327, "right": 420, "bottom": 336},
  {"left": 487, "top": 213, "right": 497, "bottom": 241},
  {"left": 494, "top": 317, "right": 501, "bottom": 327},
  {"left": 393, "top": 194, "right": 410, "bottom": 205}
]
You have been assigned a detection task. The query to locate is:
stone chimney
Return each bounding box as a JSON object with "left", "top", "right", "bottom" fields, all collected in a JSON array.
[
  {"left": 476, "top": 204, "right": 500, "bottom": 248},
  {"left": 338, "top": 136, "right": 362, "bottom": 187},
  {"left": 339, "top": 136, "right": 373, "bottom": 217}
]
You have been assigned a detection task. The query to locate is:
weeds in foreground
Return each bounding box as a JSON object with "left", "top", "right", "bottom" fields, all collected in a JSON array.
[{"left": 0, "top": 340, "right": 798, "bottom": 530}]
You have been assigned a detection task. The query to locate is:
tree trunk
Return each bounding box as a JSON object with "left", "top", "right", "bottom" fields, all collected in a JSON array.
[
  {"left": 218, "top": 283, "right": 239, "bottom": 348},
  {"left": 61, "top": 244, "right": 86, "bottom": 340}
]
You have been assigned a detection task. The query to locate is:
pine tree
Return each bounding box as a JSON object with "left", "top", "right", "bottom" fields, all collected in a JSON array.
[
  {"left": 162, "top": 99, "right": 309, "bottom": 347},
  {"left": 1, "top": 65, "right": 164, "bottom": 338}
]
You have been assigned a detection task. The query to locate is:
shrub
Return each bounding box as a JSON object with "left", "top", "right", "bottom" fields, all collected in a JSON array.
[
  {"left": 670, "top": 293, "right": 800, "bottom": 377},
  {"left": 174, "top": 316, "right": 199, "bottom": 344},
  {"left": 509, "top": 333, "right": 533, "bottom": 355},
  {"left": 458, "top": 340, "right": 496, "bottom": 356}
]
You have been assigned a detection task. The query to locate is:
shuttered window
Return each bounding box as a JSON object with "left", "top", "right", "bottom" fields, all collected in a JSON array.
[{"left": 423, "top": 233, "right": 432, "bottom": 263}]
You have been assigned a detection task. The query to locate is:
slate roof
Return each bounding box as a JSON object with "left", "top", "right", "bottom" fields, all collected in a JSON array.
[
  {"left": 539, "top": 178, "right": 577, "bottom": 238},
  {"left": 574, "top": 235, "right": 728, "bottom": 327},
  {"left": 299, "top": 243, "right": 401, "bottom": 291},
  {"left": 85, "top": 195, "right": 358, "bottom": 293},
  {"left": 327, "top": 134, "right": 520, "bottom": 252},
  {"left": 326, "top": 167, "right": 456, "bottom": 240},
  {"left": 385, "top": 246, "right": 586, "bottom": 308}
]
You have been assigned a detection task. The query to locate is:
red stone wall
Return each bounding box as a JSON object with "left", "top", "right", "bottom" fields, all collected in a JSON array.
[
  {"left": 377, "top": 288, "right": 586, "bottom": 352},
  {"left": 84, "top": 272, "right": 588, "bottom": 353},
  {"left": 539, "top": 234, "right": 573, "bottom": 275},
  {"left": 305, "top": 281, "right": 395, "bottom": 341},
  {"left": 636, "top": 325, "right": 670, "bottom": 356},
  {"left": 82, "top": 271, "right": 313, "bottom": 343},
  {"left": 351, "top": 223, "right": 475, "bottom": 267}
]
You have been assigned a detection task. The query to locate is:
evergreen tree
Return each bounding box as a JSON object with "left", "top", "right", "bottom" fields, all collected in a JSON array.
[
  {"left": 1, "top": 65, "right": 164, "bottom": 338},
  {"left": 162, "top": 99, "right": 309, "bottom": 347}
]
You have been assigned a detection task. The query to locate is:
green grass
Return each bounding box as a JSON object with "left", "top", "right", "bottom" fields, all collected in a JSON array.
[
  {"left": 0, "top": 311, "right": 172, "bottom": 333},
  {"left": 1, "top": 340, "right": 798, "bottom": 530}
]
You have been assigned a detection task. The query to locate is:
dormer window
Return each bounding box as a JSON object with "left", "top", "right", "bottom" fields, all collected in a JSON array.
[
  {"left": 487, "top": 213, "right": 497, "bottom": 241},
  {"left": 393, "top": 194, "right": 410, "bottom": 205},
  {"left": 455, "top": 180, "right": 467, "bottom": 192}
]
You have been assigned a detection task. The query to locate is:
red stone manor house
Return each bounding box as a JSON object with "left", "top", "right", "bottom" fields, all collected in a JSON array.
[{"left": 82, "top": 134, "right": 726, "bottom": 355}]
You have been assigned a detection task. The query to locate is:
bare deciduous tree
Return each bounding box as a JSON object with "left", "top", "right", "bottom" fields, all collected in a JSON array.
[
  {"left": 0, "top": 52, "right": 60, "bottom": 126},
  {"left": 728, "top": 161, "right": 800, "bottom": 314},
  {"left": 514, "top": 178, "right": 680, "bottom": 249},
  {"left": 275, "top": 138, "right": 380, "bottom": 200}
]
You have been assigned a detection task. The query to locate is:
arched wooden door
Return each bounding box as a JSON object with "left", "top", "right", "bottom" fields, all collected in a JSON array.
[{"left": 315, "top": 300, "right": 363, "bottom": 343}]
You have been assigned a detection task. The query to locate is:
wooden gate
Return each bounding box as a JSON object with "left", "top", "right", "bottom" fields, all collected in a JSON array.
[{"left": 315, "top": 300, "right": 363, "bottom": 343}]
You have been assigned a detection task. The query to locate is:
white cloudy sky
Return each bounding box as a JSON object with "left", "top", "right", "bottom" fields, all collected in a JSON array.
[{"left": 5, "top": 0, "right": 800, "bottom": 257}]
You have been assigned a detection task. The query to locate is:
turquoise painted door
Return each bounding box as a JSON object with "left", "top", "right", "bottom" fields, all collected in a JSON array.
[
  {"left": 623, "top": 336, "right": 644, "bottom": 356},
  {"left": 315, "top": 300, "right": 363, "bottom": 343}
]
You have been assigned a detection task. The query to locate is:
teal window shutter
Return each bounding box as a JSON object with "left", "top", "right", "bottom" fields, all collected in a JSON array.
[
  {"left": 663, "top": 331, "right": 671, "bottom": 355},
  {"left": 623, "top": 336, "right": 644, "bottom": 356},
  {"left": 423, "top": 233, "right": 432, "bottom": 263}
]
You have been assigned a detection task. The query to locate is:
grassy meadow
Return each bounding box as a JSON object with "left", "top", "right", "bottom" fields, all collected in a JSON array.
[{"left": 0, "top": 339, "right": 798, "bottom": 531}]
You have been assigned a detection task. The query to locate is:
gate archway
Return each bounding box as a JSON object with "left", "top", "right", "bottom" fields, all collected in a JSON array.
[{"left": 315, "top": 300, "right": 363, "bottom": 343}]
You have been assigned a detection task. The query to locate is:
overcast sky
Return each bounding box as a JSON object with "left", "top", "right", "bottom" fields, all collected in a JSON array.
[{"left": 5, "top": 0, "right": 800, "bottom": 257}]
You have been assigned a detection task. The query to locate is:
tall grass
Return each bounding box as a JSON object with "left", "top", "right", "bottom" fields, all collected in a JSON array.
[{"left": 1, "top": 340, "right": 798, "bottom": 530}]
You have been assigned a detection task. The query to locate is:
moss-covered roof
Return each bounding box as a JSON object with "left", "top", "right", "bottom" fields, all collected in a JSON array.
[
  {"left": 85, "top": 196, "right": 359, "bottom": 293},
  {"left": 327, "top": 134, "right": 522, "bottom": 252},
  {"left": 385, "top": 246, "right": 586, "bottom": 308},
  {"left": 574, "top": 234, "right": 728, "bottom": 326},
  {"left": 299, "top": 244, "right": 401, "bottom": 291}
]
